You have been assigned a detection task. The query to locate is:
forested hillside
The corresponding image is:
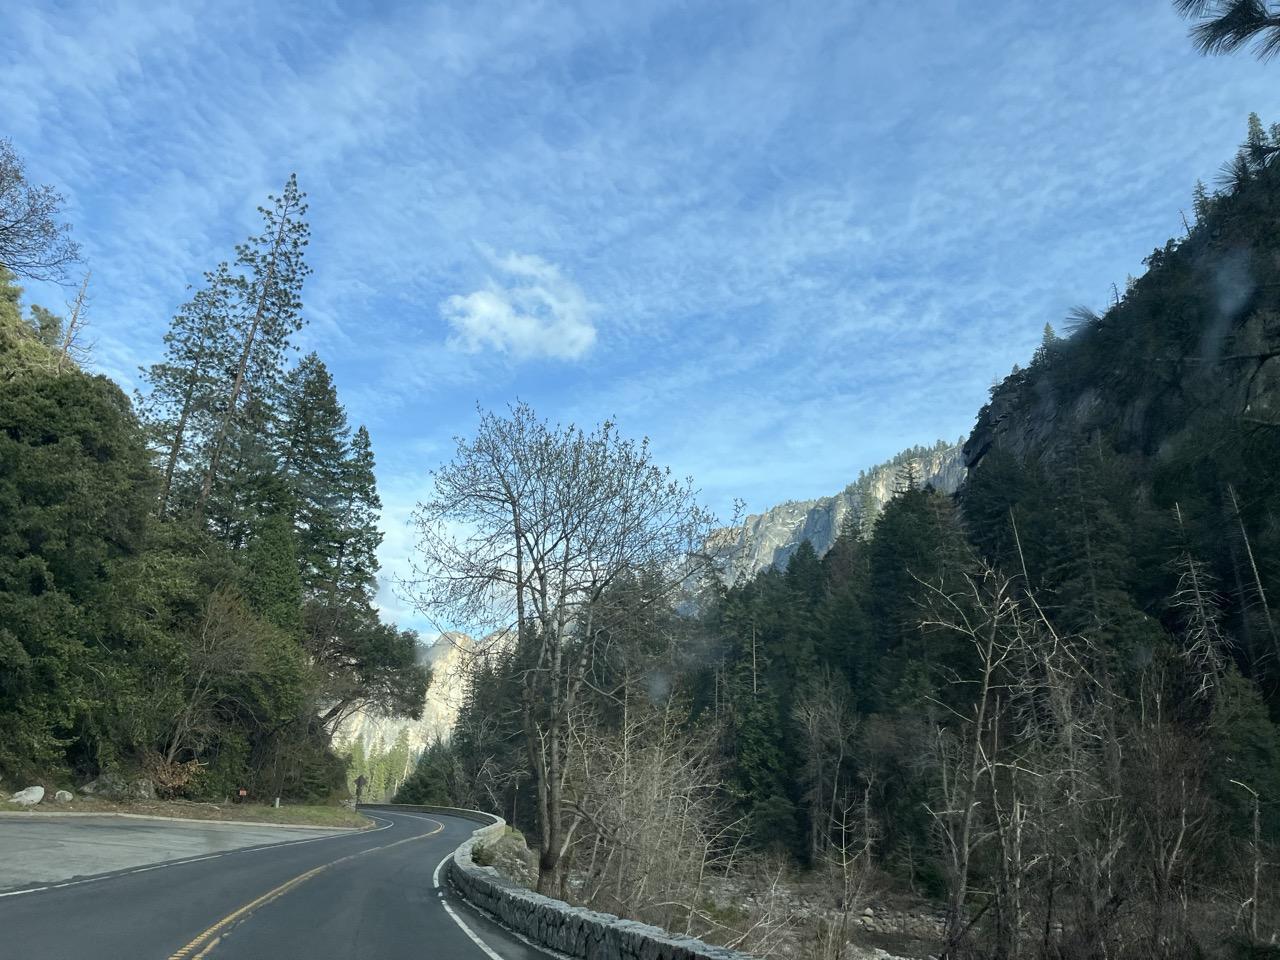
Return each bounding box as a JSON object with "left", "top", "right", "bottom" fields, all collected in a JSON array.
[
  {"left": 0, "top": 164, "right": 427, "bottom": 801},
  {"left": 400, "top": 118, "right": 1280, "bottom": 958}
]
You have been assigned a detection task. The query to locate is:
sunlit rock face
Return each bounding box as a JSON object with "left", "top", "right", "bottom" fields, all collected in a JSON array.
[
  {"left": 710, "top": 441, "right": 965, "bottom": 582},
  {"left": 333, "top": 632, "right": 473, "bottom": 756}
]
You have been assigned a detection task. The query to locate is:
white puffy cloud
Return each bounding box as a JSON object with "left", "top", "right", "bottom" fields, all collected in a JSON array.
[{"left": 442, "top": 251, "right": 596, "bottom": 361}]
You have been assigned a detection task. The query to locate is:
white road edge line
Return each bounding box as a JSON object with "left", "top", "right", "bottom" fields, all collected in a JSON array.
[
  {"left": 432, "top": 851, "right": 505, "bottom": 960},
  {"left": 428, "top": 832, "right": 567, "bottom": 960},
  {"left": 0, "top": 814, "right": 394, "bottom": 900},
  {"left": 441, "top": 898, "right": 507, "bottom": 960}
]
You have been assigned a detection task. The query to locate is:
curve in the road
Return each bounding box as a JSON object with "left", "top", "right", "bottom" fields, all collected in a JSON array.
[
  {"left": 0, "top": 809, "right": 549, "bottom": 960},
  {"left": 169, "top": 818, "right": 444, "bottom": 959}
]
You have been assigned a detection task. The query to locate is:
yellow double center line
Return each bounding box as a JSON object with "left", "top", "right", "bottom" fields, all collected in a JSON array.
[{"left": 169, "top": 820, "right": 443, "bottom": 960}]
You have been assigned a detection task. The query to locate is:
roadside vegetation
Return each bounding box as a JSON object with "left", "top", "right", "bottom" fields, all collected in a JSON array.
[{"left": 0, "top": 146, "right": 427, "bottom": 806}]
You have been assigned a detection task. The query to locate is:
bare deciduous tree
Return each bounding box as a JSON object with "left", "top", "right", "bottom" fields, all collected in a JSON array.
[
  {"left": 794, "top": 669, "right": 860, "bottom": 862},
  {"left": 921, "top": 543, "right": 1131, "bottom": 960},
  {"left": 56, "top": 271, "right": 92, "bottom": 371},
  {"left": 159, "top": 589, "right": 264, "bottom": 772},
  {"left": 1229, "top": 779, "right": 1264, "bottom": 943},
  {"left": 1171, "top": 504, "right": 1230, "bottom": 697},
  {"left": 570, "top": 694, "right": 735, "bottom": 933},
  {"left": 0, "top": 139, "right": 81, "bottom": 281},
  {"left": 921, "top": 566, "right": 1021, "bottom": 958},
  {"left": 811, "top": 788, "right": 876, "bottom": 960},
  {"left": 408, "top": 403, "right": 715, "bottom": 894},
  {"left": 1131, "top": 665, "right": 1214, "bottom": 954}
]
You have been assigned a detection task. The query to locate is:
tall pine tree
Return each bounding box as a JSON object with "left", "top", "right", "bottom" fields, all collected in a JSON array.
[{"left": 195, "top": 174, "right": 310, "bottom": 518}]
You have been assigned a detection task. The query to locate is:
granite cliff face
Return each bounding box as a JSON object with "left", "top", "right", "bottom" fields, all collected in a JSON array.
[
  {"left": 712, "top": 440, "right": 966, "bottom": 582},
  {"left": 333, "top": 632, "right": 473, "bottom": 756}
]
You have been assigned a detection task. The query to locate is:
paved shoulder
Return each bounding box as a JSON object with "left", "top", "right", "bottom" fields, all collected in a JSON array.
[{"left": 0, "top": 815, "right": 346, "bottom": 893}]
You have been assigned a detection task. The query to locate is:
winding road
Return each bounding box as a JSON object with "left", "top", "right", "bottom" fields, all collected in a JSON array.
[{"left": 0, "top": 808, "right": 548, "bottom": 960}]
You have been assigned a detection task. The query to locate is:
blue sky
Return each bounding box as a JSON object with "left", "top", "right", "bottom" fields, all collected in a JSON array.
[{"left": 2, "top": 1, "right": 1273, "bottom": 630}]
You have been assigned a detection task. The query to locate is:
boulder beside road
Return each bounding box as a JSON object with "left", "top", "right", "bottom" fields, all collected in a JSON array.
[{"left": 9, "top": 786, "right": 45, "bottom": 806}]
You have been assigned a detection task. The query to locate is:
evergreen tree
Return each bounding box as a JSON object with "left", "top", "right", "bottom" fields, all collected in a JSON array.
[
  {"left": 784, "top": 540, "right": 826, "bottom": 608},
  {"left": 196, "top": 174, "right": 310, "bottom": 518},
  {"left": 395, "top": 736, "right": 459, "bottom": 805},
  {"left": 820, "top": 513, "right": 875, "bottom": 705},
  {"left": 962, "top": 444, "right": 1054, "bottom": 587},
  {"left": 28, "top": 304, "right": 61, "bottom": 347},
  {"left": 726, "top": 657, "right": 796, "bottom": 852},
  {"left": 867, "top": 487, "right": 973, "bottom": 707},
  {"left": 0, "top": 368, "right": 154, "bottom": 775},
  {"left": 138, "top": 268, "right": 235, "bottom": 517},
  {"left": 776, "top": 542, "right": 824, "bottom": 693},
  {"left": 335, "top": 425, "right": 383, "bottom": 604},
  {"left": 242, "top": 511, "right": 303, "bottom": 632},
  {"left": 1041, "top": 442, "right": 1164, "bottom": 675},
  {"left": 277, "top": 353, "right": 350, "bottom": 592},
  {"left": 0, "top": 269, "right": 60, "bottom": 380},
  {"left": 1175, "top": 1, "right": 1280, "bottom": 62},
  {"left": 1210, "top": 668, "right": 1280, "bottom": 838},
  {"left": 1031, "top": 321, "right": 1061, "bottom": 368}
]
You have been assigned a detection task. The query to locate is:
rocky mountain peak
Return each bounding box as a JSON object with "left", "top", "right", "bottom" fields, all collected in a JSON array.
[{"left": 710, "top": 440, "right": 966, "bottom": 582}]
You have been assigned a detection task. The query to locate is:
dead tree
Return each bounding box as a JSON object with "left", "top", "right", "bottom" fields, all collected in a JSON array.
[
  {"left": 1229, "top": 779, "right": 1263, "bottom": 944},
  {"left": 56, "top": 271, "right": 91, "bottom": 371}
]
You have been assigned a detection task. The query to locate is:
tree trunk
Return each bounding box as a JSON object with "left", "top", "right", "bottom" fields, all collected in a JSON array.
[
  {"left": 158, "top": 357, "right": 204, "bottom": 517},
  {"left": 195, "top": 309, "right": 260, "bottom": 517}
]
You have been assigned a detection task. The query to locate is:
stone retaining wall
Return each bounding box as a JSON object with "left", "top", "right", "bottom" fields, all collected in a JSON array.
[
  {"left": 365, "top": 804, "right": 757, "bottom": 960},
  {"left": 359, "top": 802, "right": 497, "bottom": 825}
]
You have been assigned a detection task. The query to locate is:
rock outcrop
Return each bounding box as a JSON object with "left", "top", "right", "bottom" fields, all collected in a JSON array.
[
  {"left": 79, "top": 773, "right": 155, "bottom": 801},
  {"left": 333, "top": 632, "right": 474, "bottom": 759},
  {"left": 711, "top": 440, "right": 965, "bottom": 582}
]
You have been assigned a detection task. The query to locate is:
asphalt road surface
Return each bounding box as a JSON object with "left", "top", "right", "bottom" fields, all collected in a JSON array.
[{"left": 0, "top": 808, "right": 550, "bottom": 960}]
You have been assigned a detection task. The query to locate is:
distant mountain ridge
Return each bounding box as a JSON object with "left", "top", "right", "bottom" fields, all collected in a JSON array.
[{"left": 710, "top": 439, "right": 966, "bottom": 582}]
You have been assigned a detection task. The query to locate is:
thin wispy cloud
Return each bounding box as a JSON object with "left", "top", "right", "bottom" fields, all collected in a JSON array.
[{"left": 1, "top": 0, "right": 1273, "bottom": 635}]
